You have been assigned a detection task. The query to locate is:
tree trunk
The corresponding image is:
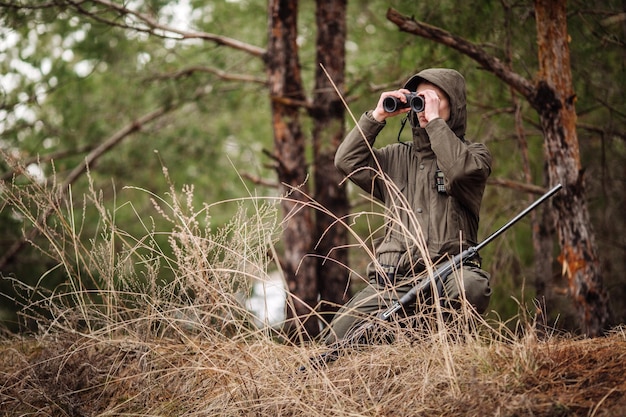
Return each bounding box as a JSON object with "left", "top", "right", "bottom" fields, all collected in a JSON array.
[
  {"left": 267, "top": 0, "right": 319, "bottom": 340},
  {"left": 532, "top": 0, "right": 609, "bottom": 336},
  {"left": 312, "top": 0, "right": 351, "bottom": 328}
]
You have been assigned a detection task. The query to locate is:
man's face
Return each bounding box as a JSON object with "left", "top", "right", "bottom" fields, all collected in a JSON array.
[{"left": 415, "top": 82, "right": 450, "bottom": 127}]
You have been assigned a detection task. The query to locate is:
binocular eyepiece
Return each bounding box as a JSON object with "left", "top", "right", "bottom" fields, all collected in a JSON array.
[{"left": 382, "top": 93, "right": 425, "bottom": 113}]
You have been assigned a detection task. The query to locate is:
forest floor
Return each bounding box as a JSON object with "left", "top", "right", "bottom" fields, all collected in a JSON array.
[{"left": 1, "top": 327, "right": 625, "bottom": 416}]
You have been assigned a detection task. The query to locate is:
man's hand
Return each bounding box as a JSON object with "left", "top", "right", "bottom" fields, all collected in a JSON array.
[
  {"left": 372, "top": 89, "right": 411, "bottom": 122},
  {"left": 419, "top": 88, "right": 442, "bottom": 124}
]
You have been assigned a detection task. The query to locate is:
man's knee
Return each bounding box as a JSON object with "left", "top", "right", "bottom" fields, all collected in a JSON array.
[
  {"left": 323, "top": 285, "right": 385, "bottom": 344},
  {"left": 465, "top": 267, "right": 492, "bottom": 313},
  {"left": 444, "top": 267, "right": 492, "bottom": 314}
]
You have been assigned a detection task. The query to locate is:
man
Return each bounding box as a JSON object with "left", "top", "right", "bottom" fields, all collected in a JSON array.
[{"left": 325, "top": 68, "right": 492, "bottom": 344}]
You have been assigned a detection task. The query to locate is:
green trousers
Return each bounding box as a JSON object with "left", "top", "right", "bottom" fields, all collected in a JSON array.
[{"left": 323, "top": 265, "right": 491, "bottom": 345}]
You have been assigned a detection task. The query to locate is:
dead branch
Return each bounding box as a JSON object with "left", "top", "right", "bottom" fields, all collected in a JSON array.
[
  {"left": 240, "top": 173, "right": 279, "bottom": 189},
  {"left": 0, "top": 1, "right": 57, "bottom": 8},
  {"left": 577, "top": 123, "right": 626, "bottom": 142},
  {"left": 488, "top": 177, "right": 548, "bottom": 195},
  {"left": 66, "top": 0, "right": 266, "bottom": 57},
  {"left": 386, "top": 8, "right": 536, "bottom": 101},
  {"left": 148, "top": 65, "right": 267, "bottom": 85},
  {"left": 1, "top": 145, "right": 94, "bottom": 182}
]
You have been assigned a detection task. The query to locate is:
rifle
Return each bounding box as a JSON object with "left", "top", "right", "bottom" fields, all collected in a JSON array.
[{"left": 301, "top": 183, "right": 563, "bottom": 371}]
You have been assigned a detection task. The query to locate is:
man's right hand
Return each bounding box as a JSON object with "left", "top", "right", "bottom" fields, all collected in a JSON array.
[{"left": 372, "top": 89, "right": 412, "bottom": 122}]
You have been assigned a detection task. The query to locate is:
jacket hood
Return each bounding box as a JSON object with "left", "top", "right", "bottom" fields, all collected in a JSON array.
[{"left": 403, "top": 68, "right": 467, "bottom": 138}]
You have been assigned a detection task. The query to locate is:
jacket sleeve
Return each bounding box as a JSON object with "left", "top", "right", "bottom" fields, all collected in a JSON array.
[
  {"left": 426, "top": 118, "right": 492, "bottom": 217},
  {"left": 334, "top": 111, "right": 388, "bottom": 201}
]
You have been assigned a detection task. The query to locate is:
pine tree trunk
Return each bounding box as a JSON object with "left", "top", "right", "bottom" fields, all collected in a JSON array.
[
  {"left": 312, "top": 0, "right": 351, "bottom": 328},
  {"left": 533, "top": 0, "right": 609, "bottom": 336},
  {"left": 267, "top": 0, "right": 319, "bottom": 340}
]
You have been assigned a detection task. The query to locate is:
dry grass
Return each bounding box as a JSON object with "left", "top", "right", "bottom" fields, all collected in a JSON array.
[
  {"left": 1, "top": 164, "right": 626, "bottom": 416},
  {"left": 1, "top": 327, "right": 625, "bottom": 416}
]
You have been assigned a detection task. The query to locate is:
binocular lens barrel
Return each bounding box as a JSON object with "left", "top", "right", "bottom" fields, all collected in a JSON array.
[{"left": 382, "top": 93, "right": 425, "bottom": 113}]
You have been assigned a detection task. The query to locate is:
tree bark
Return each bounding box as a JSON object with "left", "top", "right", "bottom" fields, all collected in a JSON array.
[
  {"left": 533, "top": 0, "right": 609, "bottom": 336},
  {"left": 312, "top": 0, "right": 351, "bottom": 328},
  {"left": 267, "top": 0, "right": 319, "bottom": 340}
]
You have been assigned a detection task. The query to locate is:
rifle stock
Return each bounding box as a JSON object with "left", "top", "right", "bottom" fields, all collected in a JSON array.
[{"left": 301, "top": 183, "right": 562, "bottom": 371}]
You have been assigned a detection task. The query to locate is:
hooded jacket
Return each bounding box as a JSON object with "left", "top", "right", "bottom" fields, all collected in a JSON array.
[{"left": 335, "top": 69, "right": 492, "bottom": 274}]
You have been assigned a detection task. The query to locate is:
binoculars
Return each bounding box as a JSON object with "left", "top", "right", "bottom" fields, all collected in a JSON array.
[{"left": 382, "top": 93, "right": 425, "bottom": 113}]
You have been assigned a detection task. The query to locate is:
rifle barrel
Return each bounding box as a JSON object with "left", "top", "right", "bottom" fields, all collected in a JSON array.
[{"left": 475, "top": 183, "right": 562, "bottom": 252}]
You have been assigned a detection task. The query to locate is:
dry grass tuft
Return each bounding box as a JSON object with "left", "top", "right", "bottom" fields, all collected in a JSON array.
[
  {"left": 2, "top": 164, "right": 626, "bottom": 416},
  {"left": 1, "top": 329, "right": 625, "bottom": 416}
]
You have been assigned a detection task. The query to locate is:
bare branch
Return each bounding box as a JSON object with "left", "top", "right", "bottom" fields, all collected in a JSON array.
[
  {"left": 65, "top": 110, "right": 169, "bottom": 187},
  {"left": 1, "top": 144, "right": 93, "bottom": 181},
  {"left": 386, "top": 8, "right": 536, "bottom": 101},
  {"left": 0, "top": 1, "right": 58, "bottom": 9},
  {"left": 240, "top": 172, "right": 279, "bottom": 188},
  {"left": 66, "top": 0, "right": 266, "bottom": 57},
  {"left": 270, "top": 95, "right": 311, "bottom": 110},
  {"left": 577, "top": 123, "right": 626, "bottom": 142},
  {"left": 487, "top": 177, "right": 548, "bottom": 195},
  {"left": 148, "top": 65, "right": 267, "bottom": 85}
]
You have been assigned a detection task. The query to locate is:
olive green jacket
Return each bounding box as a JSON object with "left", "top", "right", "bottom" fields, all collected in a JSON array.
[{"left": 335, "top": 69, "right": 492, "bottom": 275}]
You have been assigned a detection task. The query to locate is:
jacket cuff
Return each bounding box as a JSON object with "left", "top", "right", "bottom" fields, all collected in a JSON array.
[
  {"left": 424, "top": 117, "right": 446, "bottom": 134},
  {"left": 361, "top": 111, "right": 387, "bottom": 134}
]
